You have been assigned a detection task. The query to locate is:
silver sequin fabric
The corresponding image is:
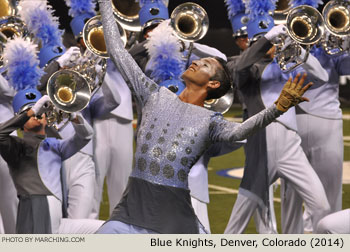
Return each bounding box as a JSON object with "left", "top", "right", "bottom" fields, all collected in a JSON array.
[{"left": 98, "top": 0, "right": 282, "bottom": 189}]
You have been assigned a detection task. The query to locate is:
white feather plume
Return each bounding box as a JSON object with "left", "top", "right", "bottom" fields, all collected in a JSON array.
[{"left": 144, "top": 20, "right": 185, "bottom": 83}]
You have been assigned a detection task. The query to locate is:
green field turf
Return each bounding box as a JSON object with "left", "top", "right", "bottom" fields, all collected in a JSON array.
[{"left": 99, "top": 105, "right": 350, "bottom": 234}]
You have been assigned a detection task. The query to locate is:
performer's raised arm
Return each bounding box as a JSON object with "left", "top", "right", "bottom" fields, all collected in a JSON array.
[
  {"left": 210, "top": 73, "right": 312, "bottom": 142},
  {"left": 98, "top": 0, "right": 159, "bottom": 107}
]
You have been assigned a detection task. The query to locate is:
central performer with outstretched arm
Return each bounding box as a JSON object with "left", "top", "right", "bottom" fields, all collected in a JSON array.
[{"left": 96, "top": 0, "right": 312, "bottom": 234}]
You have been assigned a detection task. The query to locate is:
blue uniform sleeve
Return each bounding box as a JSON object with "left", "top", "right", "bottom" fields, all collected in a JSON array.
[
  {"left": 86, "top": 63, "right": 122, "bottom": 119},
  {"left": 334, "top": 53, "right": 350, "bottom": 76},
  {"left": 0, "top": 113, "right": 28, "bottom": 166},
  {"left": 56, "top": 114, "right": 93, "bottom": 160},
  {"left": 0, "top": 74, "right": 15, "bottom": 103},
  {"left": 209, "top": 105, "right": 282, "bottom": 143}
]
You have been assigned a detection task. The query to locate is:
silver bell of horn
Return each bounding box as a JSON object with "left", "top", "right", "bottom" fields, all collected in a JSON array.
[
  {"left": 204, "top": 87, "right": 234, "bottom": 114},
  {"left": 170, "top": 2, "right": 209, "bottom": 42},
  {"left": 111, "top": 0, "right": 168, "bottom": 48},
  {"left": 275, "top": 5, "right": 324, "bottom": 73},
  {"left": 83, "top": 14, "right": 127, "bottom": 58},
  {"left": 111, "top": 0, "right": 142, "bottom": 32},
  {"left": 321, "top": 0, "right": 350, "bottom": 56},
  {"left": 47, "top": 69, "right": 91, "bottom": 113},
  {"left": 286, "top": 5, "right": 324, "bottom": 45},
  {"left": 45, "top": 14, "right": 128, "bottom": 129},
  {"left": 273, "top": 0, "right": 291, "bottom": 25}
]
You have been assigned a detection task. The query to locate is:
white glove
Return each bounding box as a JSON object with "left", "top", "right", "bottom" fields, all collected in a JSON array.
[
  {"left": 31, "top": 95, "right": 51, "bottom": 116},
  {"left": 56, "top": 46, "right": 81, "bottom": 68},
  {"left": 264, "top": 24, "right": 287, "bottom": 42},
  {"left": 281, "top": 36, "right": 293, "bottom": 51},
  {"left": 298, "top": 46, "right": 307, "bottom": 60},
  {"left": 68, "top": 112, "right": 77, "bottom": 121}
]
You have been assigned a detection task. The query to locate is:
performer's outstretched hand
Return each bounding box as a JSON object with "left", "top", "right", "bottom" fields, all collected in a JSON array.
[{"left": 275, "top": 73, "right": 312, "bottom": 112}]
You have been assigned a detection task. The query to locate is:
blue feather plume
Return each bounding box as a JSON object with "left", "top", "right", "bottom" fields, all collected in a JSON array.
[
  {"left": 137, "top": 0, "right": 168, "bottom": 7},
  {"left": 18, "top": 1, "right": 64, "bottom": 47},
  {"left": 144, "top": 20, "right": 185, "bottom": 83},
  {"left": 3, "top": 37, "right": 44, "bottom": 91},
  {"left": 65, "top": 0, "right": 96, "bottom": 17},
  {"left": 290, "top": 0, "right": 323, "bottom": 8},
  {"left": 245, "top": 0, "right": 277, "bottom": 19},
  {"left": 225, "top": 0, "right": 245, "bottom": 17},
  {"left": 150, "top": 55, "right": 185, "bottom": 82}
]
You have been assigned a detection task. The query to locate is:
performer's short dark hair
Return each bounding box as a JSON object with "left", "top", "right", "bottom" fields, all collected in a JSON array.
[{"left": 206, "top": 56, "right": 233, "bottom": 100}]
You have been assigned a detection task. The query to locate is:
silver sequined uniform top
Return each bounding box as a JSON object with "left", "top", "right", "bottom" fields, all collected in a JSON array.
[{"left": 98, "top": 0, "right": 282, "bottom": 189}]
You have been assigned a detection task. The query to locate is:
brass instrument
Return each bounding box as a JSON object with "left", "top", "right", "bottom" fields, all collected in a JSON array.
[
  {"left": 111, "top": 0, "right": 169, "bottom": 32},
  {"left": 321, "top": 0, "right": 350, "bottom": 55},
  {"left": 111, "top": 0, "right": 169, "bottom": 48},
  {"left": 0, "top": 0, "right": 27, "bottom": 68},
  {"left": 111, "top": 0, "right": 141, "bottom": 32},
  {"left": 273, "top": 0, "right": 291, "bottom": 25},
  {"left": 204, "top": 88, "right": 234, "bottom": 114},
  {"left": 0, "top": 0, "right": 17, "bottom": 17},
  {"left": 275, "top": 5, "right": 324, "bottom": 73},
  {"left": 46, "top": 15, "right": 126, "bottom": 129},
  {"left": 83, "top": 15, "right": 127, "bottom": 58},
  {"left": 170, "top": 2, "right": 209, "bottom": 42}
]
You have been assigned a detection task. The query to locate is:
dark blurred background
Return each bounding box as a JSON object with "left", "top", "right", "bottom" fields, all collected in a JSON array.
[{"left": 48, "top": 0, "right": 332, "bottom": 57}]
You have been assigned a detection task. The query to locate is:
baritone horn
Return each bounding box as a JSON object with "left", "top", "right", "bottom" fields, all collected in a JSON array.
[
  {"left": 276, "top": 5, "right": 324, "bottom": 72},
  {"left": 0, "top": 0, "right": 28, "bottom": 68},
  {"left": 111, "top": 0, "right": 168, "bottom": 48},
  {"left": 83, "top": 14, "right": 127, "bottom": 57},
  {"left": 322, "top": 0, "right": 350, "bottom": 55},
  {"left": 204, "top": 87, "right": 234, "bottom": 114},
  {"left": 0, "top": 0, "right": 18, "bottom": 17},
  {"left": 170, "top": 2, "right": 209, "bottom": 42},
  {"left": 273, "top": 0, "right": 291, "bottom": 25},
  {"left": 46, "top": 15, "right": 126, "bottom": 129},
  {"left": 111, "top": 0, "right": 141, "bottom": 32},
  {"left": 111, "top": 0, "right": 169, "bottom": 32}
]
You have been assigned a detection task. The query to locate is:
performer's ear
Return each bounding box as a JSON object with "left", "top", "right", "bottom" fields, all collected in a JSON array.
[{"left": 208, "top": 80, "right": 220, "bottom": 90}]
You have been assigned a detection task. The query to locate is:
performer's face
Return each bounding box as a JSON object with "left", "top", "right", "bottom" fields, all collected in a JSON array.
[
  {"left": 235, "top": 35, "right": 249, "bottom": 51},
  {"left": 182, "top": 57, "right": 221, "bottom": 86},
  {"left": 23, "top": 114, "right": 47, "bottom": 133}
]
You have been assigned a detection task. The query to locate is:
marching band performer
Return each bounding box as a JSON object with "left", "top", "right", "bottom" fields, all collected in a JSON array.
[
  {"left": 283, "top": 0, "right": 350, "bottom": 234},
  {"left": 0, "top": 36, "right": 103, "bottom": 233},
  {"left": 317, "top": 209, "right": 350, "bottom": 233},
  {"left": 129, "top": 0, "right": 240, "bottom": 233},
  {"left": 224, "top": 0, "right": 330, "bottom": 234},
  {"left": 95, "top": 0, "right": 312, "bottom": 234},
  {"left": 0, "top": 74, "right": 17, "bottom": 234},
  {"left": 62, "top": 0, "right": 134, "bottom": 219},
  {"left": 0, "top": 1, "right": 20, "bottom": 234}
]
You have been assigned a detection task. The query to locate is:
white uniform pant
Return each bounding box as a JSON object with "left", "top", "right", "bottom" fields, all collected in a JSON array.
[
  {"left": 291, "top": 114, "right": 343, "bottom": 232},
  {"left": 191, "top": 197, "right": 210, "bottom": 233},
  {"left": 316, "top": 209, "right": 350, "bottom": 234},
  {"left": 0, "top": 156, "right": 18, "bottom": 233},
  {"left": 224, "top": 122, "right": 330, "bottom": 233},
  {"left": 91, "top": 116, "right": 133, "bottom": 218},
  {"left": 0, "top": 213, "right": 4, "bottom": 234},
  {"left": 47, "top": 196, "right": 103, "bottom": 234},
  {"left": 64, "top": 152, "right": 95, "bottom": 219},
  {"left": 254, "top": 184, "right": 278, "bottom": 233},
  {"left": 97, "top": 220, "right": 208, "bottom": 234}
]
